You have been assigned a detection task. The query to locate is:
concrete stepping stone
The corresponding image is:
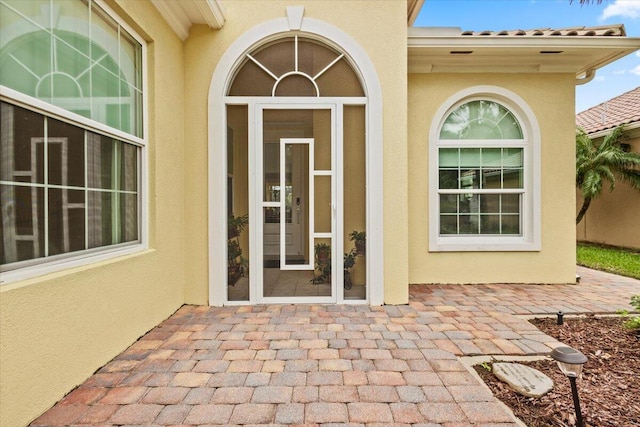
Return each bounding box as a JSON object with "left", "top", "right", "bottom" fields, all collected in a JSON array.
[{"left": 493, "top": 362, "right": 553, "bottom": 397}]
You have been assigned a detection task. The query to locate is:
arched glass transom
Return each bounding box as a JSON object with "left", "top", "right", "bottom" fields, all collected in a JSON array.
[
  {"left": 440, "top": 100, "right": 523, "bottom": 140},
  {"left": 228, "top": 35, "right": 364, "bottom": 97},
  {"left": 0, "top": 0, "right": 143, "bottom": 137}
]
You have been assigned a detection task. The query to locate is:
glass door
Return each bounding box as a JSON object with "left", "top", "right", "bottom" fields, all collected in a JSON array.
[{"left": 258, "top": 107, "right": 335, "bottom": 302}]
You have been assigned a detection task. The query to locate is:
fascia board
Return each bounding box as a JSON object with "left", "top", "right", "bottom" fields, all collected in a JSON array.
[
  {"left": 408, "top": 36, "right": 640, "bottom": 75},
  {"left": 587, "top": 121, "right": 640, "bottom": 139}
]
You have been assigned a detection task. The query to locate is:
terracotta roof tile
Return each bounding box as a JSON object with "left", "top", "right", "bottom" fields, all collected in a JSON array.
[
  {"left": 461, "top": 25, "right": 626, "bottom": 37},
  {"left": 576, "top": 87, "right": 640, "bottom": 134}
]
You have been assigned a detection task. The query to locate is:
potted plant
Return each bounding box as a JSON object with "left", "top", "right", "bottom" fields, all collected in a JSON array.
[
  {"left": 228, "top": 213, "right": 248, "bottom": 239},
  {"left": 349, "top": 230, "right": 366, "bottom": 255},
  {"left": 313, "top": 243, "right": 331, "bottom": 284},
  {"left": 228, "top": 213, "right": 249, "bottom": 286},
  {"left": 343, "top": 249, "right": 357, "bottom": 290}
]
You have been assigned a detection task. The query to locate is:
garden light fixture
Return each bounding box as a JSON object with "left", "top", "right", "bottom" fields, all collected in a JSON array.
[
  {"left": 557, "top": 311, "right": 564, "bottom": 325},
  {"left": 550, "top": 346, "right": 588, "bottom": 427}
]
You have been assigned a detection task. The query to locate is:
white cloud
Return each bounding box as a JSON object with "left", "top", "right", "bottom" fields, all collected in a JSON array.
[
  {"left": 613, "top": 69, "right": 627, "bottom": 74},
  {"left": 636, "top": 51, "right": 640, "bottom": 57},
  {"left": 594, "top": 75, "right": 606, "bottom": 82},
  {"left": 600, "top": 0, "right": 640, "bottom": 21},
  {"left": 631, "top": 65, "right": 640, "bottom": 75}
]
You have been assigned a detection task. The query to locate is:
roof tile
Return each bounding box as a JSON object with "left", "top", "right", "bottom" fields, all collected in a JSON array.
[
  {"left": 461, "top": 25, "right": 626, "bottom": 38},
  {"left": 576, "top": 87, "right": 640, "bottom": 134}
]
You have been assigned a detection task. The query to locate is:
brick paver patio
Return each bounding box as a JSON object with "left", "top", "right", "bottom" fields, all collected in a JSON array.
[{"left": 32, "top": 266, "right": 639, "bottom": 426}]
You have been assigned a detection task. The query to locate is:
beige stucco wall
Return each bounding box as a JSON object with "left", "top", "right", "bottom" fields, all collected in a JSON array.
[
  {"left": 408, "top": 73, "right": 577, "bottom": 284},
  {"left": 576, "top": 132, "right": 640, "bottom": 249},
  {"left": 0, "top": 1, "right": 187, "bottom": 425},
  {"left": 183, "top": 1, "right": 409, "bottom": 304}
]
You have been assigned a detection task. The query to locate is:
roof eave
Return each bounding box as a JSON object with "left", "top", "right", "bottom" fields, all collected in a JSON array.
[
  {"left": 407, "top": 0, "right": 425, "bottom": 26},
  {"left": 408, "top": 35, "right": 640, "bottom": 76},
  {"left": 151, "top": 0, "right": 226, "bottom": 41},
  {"left": 586, "top": 121, "right": 640, "bottom": 139}
]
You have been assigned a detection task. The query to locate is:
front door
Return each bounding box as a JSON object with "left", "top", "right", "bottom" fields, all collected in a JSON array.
[{"left": 257, "top": 106, "right": 337, "bottom": 303}]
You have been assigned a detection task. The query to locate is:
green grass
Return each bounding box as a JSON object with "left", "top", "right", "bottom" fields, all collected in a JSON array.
[{"left": 577, "top": 243, "right": 640, "bottom": 280}]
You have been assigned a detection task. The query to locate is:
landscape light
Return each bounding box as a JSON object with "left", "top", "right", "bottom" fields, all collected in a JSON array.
[{"left": 550, "top": 346, "right": 588, "bottom": 427}]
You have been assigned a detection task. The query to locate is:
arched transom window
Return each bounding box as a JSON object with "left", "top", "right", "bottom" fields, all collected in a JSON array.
[
  {"left": 431, "top": 92, "right": 540, "bottom": 252},
  {"left": 229, "top": 34, "right": 364, "bottom": 97}
]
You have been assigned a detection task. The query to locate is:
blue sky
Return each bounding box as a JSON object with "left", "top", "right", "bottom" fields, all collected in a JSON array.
[{"left": 414, "top": 0, "right": 640, "bottom": 112}]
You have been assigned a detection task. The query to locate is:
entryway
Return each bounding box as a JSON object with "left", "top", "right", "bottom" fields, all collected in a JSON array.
[{"left": 209, "top": 9, "right": 384, "bottom": 305}]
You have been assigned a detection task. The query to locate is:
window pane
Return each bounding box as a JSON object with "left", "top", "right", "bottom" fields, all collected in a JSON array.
[
  {"left": 440, "top": 194, "right": 457, "bottom": 213},
  {"left": 503, "top": 169, "right": 523, "bottom": 189},
  {"left": 47, "top": 118, "right": 85, "bottom": 187},
  {"left": 482, "top": 169, "right": 501, "bottom": 189},
  {"left": 460, "top": 169, "right": 480, "bottom": 189},
  {"left": 120, "top": 144, "right": 138, "bottom": 192},
  {"left": 0, "top": 184, "right": 45, "bottom": 264},
  {"left": 87, "top": 133, "right": 115, "bottom": 189},
  {"left": 439, "top": 169, "right": 458, "bottom": 189},
  {"left": 480, "top": 215, "right": 500, "bottom": 234},
  {"left": 439, "top": 148, "right": 458, "bottom": 167},
  {"left": 481, "top": 194, "right": 500, "bottom": 214},
  {"left": 460, "top": 148, "right": 480, "bottom": 167},
  {"left": 87, "top": 190, "right": 113, "bottom": 248},
  {"left": 504, "top": 148, "right": 523, "bottom": 167},
  {"left": 459, "top": 215, "right": 479, "bottom": 234},
  {"left": 502, "top": 215, "right": 521, "bottom": 235},
  {"left": 502, "top": 194, "right": 520, "bottom": 214},
  {"left": 120, "top": 193, "right": 138, "bottom": 243},
  {"left": 1, "top": 102, "right": 45, "bottom": 184},
  {"left": 48, "top": 188, "right": 85, "bottom": 256},
  {"left": 481, "top": 148, "right": 502, "bottom": 167},
  {"left": 440, "top": 215, "right": 457, "bottom": 235},
  {"left": 440, "top": 100, "right": 523, "bottom": 140}
]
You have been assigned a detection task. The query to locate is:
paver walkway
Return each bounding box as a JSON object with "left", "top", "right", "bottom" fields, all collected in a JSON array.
[{"left": 32, "top": 266, "right": 639, "bottom": 426}]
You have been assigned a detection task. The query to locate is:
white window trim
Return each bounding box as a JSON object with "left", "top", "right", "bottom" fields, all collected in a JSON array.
[
  {"left": 208, "top": 10, "right": 384, "bottom": 306},
  {"left": 0, "top": 0, "right": 148, "bottom": 285},
  {"left": 428, "top": 86, "right": 541, "bottom": 252}
]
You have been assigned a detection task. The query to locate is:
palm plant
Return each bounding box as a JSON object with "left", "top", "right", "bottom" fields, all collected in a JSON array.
[{"left": 576, "top": 125, "right": 640, "bottom": 224}]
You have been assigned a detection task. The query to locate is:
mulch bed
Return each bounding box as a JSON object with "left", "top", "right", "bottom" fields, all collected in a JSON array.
[{"left": 474, "top": 315, "right": 640, "bottom": 427}]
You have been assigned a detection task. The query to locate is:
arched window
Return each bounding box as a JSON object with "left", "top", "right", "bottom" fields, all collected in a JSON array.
[
  {"left": 430, "top": 87, "right": 540, "bottom": 251},
  {"left": 229, "top": 35, "right": 364, "bottom": 97},
  {"left": 1, "top": 1, "right": 142, "bottom": 136}
]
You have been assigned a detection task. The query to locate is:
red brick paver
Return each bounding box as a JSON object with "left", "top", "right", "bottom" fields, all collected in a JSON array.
[{"left": 30, "top": 266, "right": 638, "bottom": 426}]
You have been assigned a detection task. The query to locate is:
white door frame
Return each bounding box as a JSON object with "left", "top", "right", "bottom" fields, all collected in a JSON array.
[
  {"left": 255, "top": 103, "right": 338, "bottom": 304},
  {"left": 208, "top": 10, "right": 384, "bottom": 306}
]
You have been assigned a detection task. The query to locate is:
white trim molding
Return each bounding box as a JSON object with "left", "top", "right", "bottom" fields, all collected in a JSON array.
[
  {"left": 151, "top": 0, "right": 226, "bottom": 41},
  {"left": 428, "top": 85, "right": 541, "bottom": 252},
  {"left": 208, "top": 13, "right": 384, "bottom": 306}
]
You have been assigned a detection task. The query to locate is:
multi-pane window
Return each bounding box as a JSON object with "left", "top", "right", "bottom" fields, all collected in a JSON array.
[
  {"left": 0, "top": 0, "right": 144, "bottom": 275},
  {"left": 436, "top": 100, "right": 526, "bottom": 237}
]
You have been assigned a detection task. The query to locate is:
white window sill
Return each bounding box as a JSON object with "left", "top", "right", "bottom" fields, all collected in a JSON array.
[
  {"left": 430, "top": 237, "right": 541, "bottom": 252},
  {"left": 0, "top": 245, "right": 150, "bottom": 288}
]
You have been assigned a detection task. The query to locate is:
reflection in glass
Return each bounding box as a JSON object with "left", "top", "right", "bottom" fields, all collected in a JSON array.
[
  {"left": 0, "top": 0, "right": 143, "bottom": 136},
  {"left": 1, "top": 101, "right": 139, "bottom": 269},
  {"left": 440, "top": 100, "right": 523, "bottom": 140}
]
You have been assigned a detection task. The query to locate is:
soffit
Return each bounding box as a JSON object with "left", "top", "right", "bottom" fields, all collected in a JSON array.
[
  {"left": 151, "top": 0, "right": 226, "bottom": 40},
  {"left": 408, "top": 26, "right": 640, "bottom": 76}
]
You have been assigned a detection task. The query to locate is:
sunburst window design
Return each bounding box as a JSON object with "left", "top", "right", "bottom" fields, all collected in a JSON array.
[
  {"left": 0, "top": 0, "right": 143, "bottom": 137},
  {"left": 229, "top": 35, "right": 364, "bottom": 97}
]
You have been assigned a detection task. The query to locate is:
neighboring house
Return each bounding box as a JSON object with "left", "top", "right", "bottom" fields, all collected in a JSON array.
[
  {"left": 576, "top": 87, "right": 640, "bottom": 249},
  {"left": 1, "top": 1, "right": 639, "bottom": 425}
]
